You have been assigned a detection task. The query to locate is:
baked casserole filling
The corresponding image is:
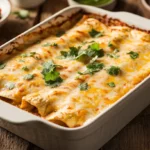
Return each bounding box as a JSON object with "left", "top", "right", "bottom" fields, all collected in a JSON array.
[{"left": 0, "top": 13, "right": 150, "bottom": 127}]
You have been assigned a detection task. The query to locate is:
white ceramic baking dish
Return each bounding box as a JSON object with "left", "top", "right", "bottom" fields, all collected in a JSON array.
[{"left": 0, "top": 5, "right": 150, "bottom": 150}]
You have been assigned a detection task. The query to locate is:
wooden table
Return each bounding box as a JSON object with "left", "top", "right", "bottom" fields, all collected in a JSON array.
[{"left": 0, "top": 0, "right": 150, "bottom": 149}]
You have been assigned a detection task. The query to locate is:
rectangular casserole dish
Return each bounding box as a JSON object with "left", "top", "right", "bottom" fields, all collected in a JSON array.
[{"left": 0, "top": 5, "right": 150, "bottom": 150}]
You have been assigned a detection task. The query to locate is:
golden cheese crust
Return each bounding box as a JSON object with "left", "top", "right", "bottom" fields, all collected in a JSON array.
[{"left": 0, "top": 13, "right": 150, "bottom": 128}]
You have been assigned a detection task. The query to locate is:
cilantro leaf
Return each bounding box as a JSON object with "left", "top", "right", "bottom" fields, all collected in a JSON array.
[
  {"left": 21, "top": 52, "right": 40, "bottom": 60},
  {"left": 56, "top": 30, "right": 65, "bottom": 37},
  {"left": 24, "top": 74, "right": 34, "bottom": 80},
  {"left": 107, "top": 49, "right": 120, "bottom": 59},
  {"left": 60, "top": 47, "right": 79, "bottom": 59},
  {"left": 59, "top": 43, "right": 104, "bottom": 63},
  {"left": 79, "top": 83, "right": 89, "bottom": 91},
  {"left": 42, "top": 43, "right": 51, "bottom": 47},
  {"left": 51, "top": 43, "right": 58, "bottom": 47},
  {"left": 75, "top": 51, "right": 90, "bottom": 63},
  {"left": 78, "top": 62, "right": 104, "bottom": 75},
  {"left": 107, "top": 66, "right": 121, "bottom": 76},
  {"left": 42, "top": 61, "right": 63, "bottom": 87},
  {"left": 22, "top": 66, "right": 29, "bottom": 71},
  {"left": 46, "top": 77, "right": 63, "bottom": 88},
  {"left": 0, "top": 62, "right": 6, "bottom": 70},
  {"left": 44, "top": 71, "right": 60, "bottom": 82},
  {"left": 60, "top": 51, "right": 68, "bottom": 58},
  {"left": 21, "top": 53, "right": 28, "bottom": 58},
  {"left": 89, "top": 29, "right": 104, "bottom": 38},
  {"left": 108, "top": 41, "right": 114, "bottom": 48},
  {"left": 90, "top": 42, "right": 100, "bottom": 51},
  {"left": 19, "top": 59, "right": 25, "bottom": 62},
  {"left": 114, "top": 49, "right": 120, "bottom": 53},
  {"left": 42, "top": 43, "right": 58, "bottom": 47},
  {"left": 29, "top": 52, "right": 36, "bottom": 57},
  {"left": 107, "top": 53, "right": 119, "bottom": 59},
  {"left": 5, "top": 82, "right": 15, "bottom": 90},
  {"left": 87, "top": 43, "right": 104, "bottom": 58},
  {"left": 127, "top": 51, "right": 139, "bottom": 59},
  {"left": 86, "top": 62, "right": 104, "bottom": 74},
  {"left": 107, "top": 82, "right": 116, "bottom": 87},
  {"left": 69, "top": 47, "right": 79, "bottom": 57}
]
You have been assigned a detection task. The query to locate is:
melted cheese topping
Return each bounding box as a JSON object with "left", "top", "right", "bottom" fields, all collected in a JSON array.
[{"left": 0, "top": 15, "right": 150, "bottom": 128}]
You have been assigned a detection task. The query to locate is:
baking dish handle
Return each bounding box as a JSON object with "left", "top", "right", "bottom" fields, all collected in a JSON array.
[{"left": 0, "top": 100, "right": 40, "bottom": 124}]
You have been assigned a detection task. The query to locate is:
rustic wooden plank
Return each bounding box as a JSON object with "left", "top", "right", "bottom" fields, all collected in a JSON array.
[
  {"left": 102, "top": 114, "right": 150, "bottom": 150},
  {"left": 0, "top": 128, "right": 29, "bottom": 150}
]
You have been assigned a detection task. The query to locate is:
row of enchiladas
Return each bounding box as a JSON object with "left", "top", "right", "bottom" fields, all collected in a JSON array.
[{"left": 0, "top": 13, "right": 150, "bottom": 127}]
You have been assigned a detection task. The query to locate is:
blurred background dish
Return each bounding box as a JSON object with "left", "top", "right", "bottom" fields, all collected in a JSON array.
[
  {"left": 10, "top": 0, "right": 46, "bottom": 9},
  {"left": 68, "top": 0, "right": 117, "bottom": 10},
  {"left": 140, "top": 0, "right": 150, "bottom": 18},
  {"left": 0, "top": 0, "right": 11, "bottom": 27}
]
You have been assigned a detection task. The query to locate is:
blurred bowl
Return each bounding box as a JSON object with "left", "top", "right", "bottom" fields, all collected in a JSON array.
[
  {"left": 0, "top": 0, "right": 11, "bottom": 27},
  {"left": 10, "top": 0, "right": 46, "bottom": 9},
  {"left": 140, "top": 0, "right": 150, "bottom": 18},
  {"left": 68, "top": 0, "right": 117, "bottom": 11}
]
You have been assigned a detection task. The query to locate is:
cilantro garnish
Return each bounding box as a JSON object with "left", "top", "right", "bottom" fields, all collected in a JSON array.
[
  {"left": 75, "top": 51, "right": 90, "bottom": 63},
  {"left": 86, "top": 43, "right": 104, "bottom": 58},
  {"left": 107, "top": 82, "right": 116, "bottom": 87},
  {"left": 20, "top": 52, "right": 39, "bottom": 60},
  {"left": 108, "top": 41, "right": 114, "bottom": 48},
  {"left": 107, "top": 49, "right": 120, "bottom": 59},
  {"left": 0, "top": 62, "right": 6, "bottom": 70},
  {"left": 5, "top": 82, "right": 15, "bottom": 90},
  {"left": 56, "top": 30, "right": 65, "bottom": 37},
  {"left": 51, "top": 43, "right": 58, "bottom": 47},
  {"left": 114, "top": 49, "right": 120, "bottom": 53},
  {"left": 89, "top": 29, "right": 104, "bottom": 38},
  {"left": 42, "top": 61, "right": 63, "bottom": 87},
  {"left": 22, "top": 66, "right": 29, "bottom": 71},
  {"left": 24, "top": 74, "right": 34, "bottom": 80},
  {"left": 79, "top": 83, "right": 89, "bottom": 91},
  {"left": 21, "top": 53, "right": 28, "bottom": 58},
  {"left": 107, "top": 66, "right": 121, "bottom": 76},
  {"left": 127, "top": 51, "right": 139, "bottom": 59},
  {"left": 107, "top": 53, "right": 119, "bottom": 59},
  {"left": 90, "top": 42, "right": 100, "bottom": 51},
  {"left": 42, "top": 43, "right": 58, "bottom": 47},
  {"left": 60, "top": 47, "right": 79, "bottom": 59},
  {"left": 78, "top": 61, "right": 104, "bottom": 75},
  {"left": 19, "top": 59, "right": 25, "bottom": 62},
  {"left": 42, "top": 43, "right": 51, "bottom": 47},
  {"left": 29, "top": 52, "right": 36, "bottom": 57},
  {"left": 59, "top": 43, "right": 104, "bottom": 63}
]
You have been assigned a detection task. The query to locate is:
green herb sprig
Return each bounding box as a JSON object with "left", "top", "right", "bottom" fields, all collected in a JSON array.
[
  {"left": 42, "top": 61, "right": 63, "bottom": 87},
  {"left": 78, "top": 61, "right": 104, "bottom": 75},
  {"left": 127, "top": 51, "right": 139, "bottom": 59},
  {"left": 5, "top": 83, "right": 15, "bottom": 90},
  {"left": 107, "top": 66, "right": 121, "bottom": 76},
  {"left": 107, "top": 82, "right": 116, "bottom": 87},
  {"left": 24, "top": 74, "right": 34, "bottom": 80},
  {"left": 79, "top": 83, "right": 89, "bottom": 91},
  {"left": 89, "top": 29, "right": 104, "bottom": 38},
  {"left": 0, "top": 62, "right": 6, "bottom": 70}
]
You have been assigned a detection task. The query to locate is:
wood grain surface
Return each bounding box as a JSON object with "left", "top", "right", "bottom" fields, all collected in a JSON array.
[{"left": 0, "top": 0, "right": 150, "bottom": 150}]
